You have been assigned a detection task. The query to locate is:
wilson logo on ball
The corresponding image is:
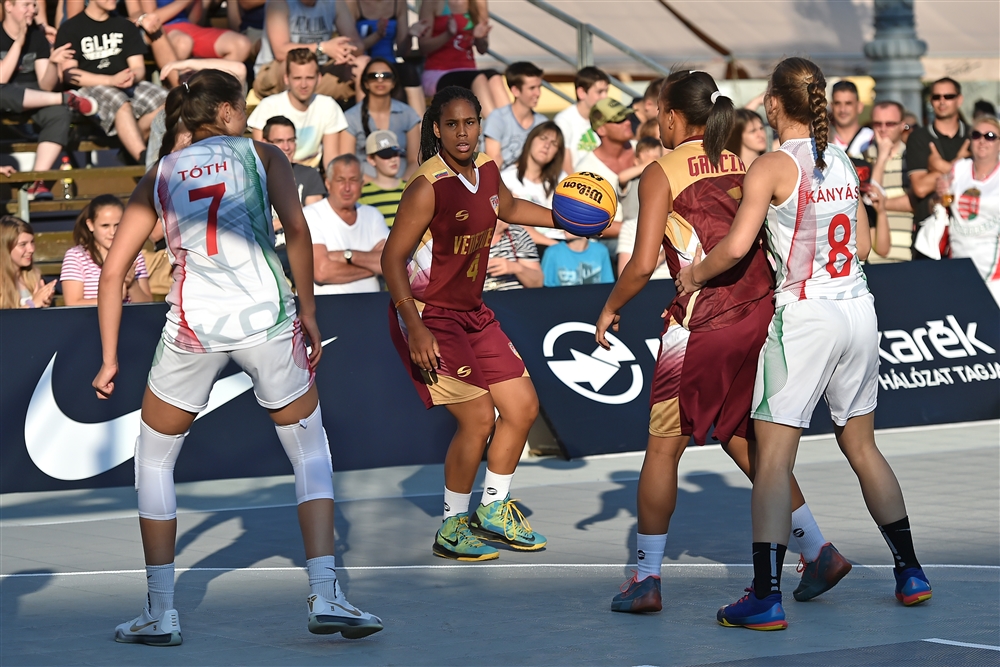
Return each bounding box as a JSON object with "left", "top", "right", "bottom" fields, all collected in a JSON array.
[{"left": 551, "top": 172, "right": 617, "bottom": 237}]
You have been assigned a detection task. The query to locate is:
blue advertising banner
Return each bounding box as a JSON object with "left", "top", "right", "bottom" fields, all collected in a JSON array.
[{"left": 1, "top": 260, "right": 997, "bottom": 493}]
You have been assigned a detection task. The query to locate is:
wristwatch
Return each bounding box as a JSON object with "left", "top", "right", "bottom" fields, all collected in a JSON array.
[
  {"left": 343, "top": 249, "right": 353, "bottom": 264},
  {"left": 316, "top": 42, "right": 325, "bottom": 57}
]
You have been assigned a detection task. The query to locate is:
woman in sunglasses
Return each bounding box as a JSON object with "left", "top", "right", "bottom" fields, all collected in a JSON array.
[
  {"left": 343, "top": 57, "right": 422, "bottom": 181},
  {"left": 942, "top": 116, "right": 1000, "bottom": 305}
]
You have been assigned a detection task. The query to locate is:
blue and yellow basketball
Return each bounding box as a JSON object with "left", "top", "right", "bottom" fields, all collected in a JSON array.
[{"left": 551, "top": 172, "right": 617, "bottom": 236}]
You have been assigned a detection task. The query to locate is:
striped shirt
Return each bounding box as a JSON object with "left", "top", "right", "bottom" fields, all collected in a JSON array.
[
  {"left": 483, "top": 224, "right": 539, "bottom": 292},
  {"left": 360, "top": 181, "right": 405, "bottom": 227},
  {"left": 60, "top": 245, "right": 148, "bottom": 303}
]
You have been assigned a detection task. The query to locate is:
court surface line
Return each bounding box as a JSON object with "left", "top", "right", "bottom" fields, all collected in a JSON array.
[
  {"left": 1, "top": 563, "right": 996, "bottom": 579},
  {"left": 922, "top": 638, "right": 1000, "bottom": 651}
]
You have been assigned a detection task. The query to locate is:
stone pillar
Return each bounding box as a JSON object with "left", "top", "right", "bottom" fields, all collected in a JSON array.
[{"left": 864, "top": 0, "right": 927, "bottom": 117}]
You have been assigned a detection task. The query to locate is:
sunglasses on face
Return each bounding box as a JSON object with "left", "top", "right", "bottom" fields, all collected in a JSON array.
[
  {"left": 365, "top": 71, "right": 395, "bottom": 82},
  {"left": 930, "top": 93, "right": 958, "bottom": 101},
  {"left": 871, "top": 121, "right": 901, "bottom": 128},
  {"left": 971, "top": 130, "right": 998, "bottom": 142}
]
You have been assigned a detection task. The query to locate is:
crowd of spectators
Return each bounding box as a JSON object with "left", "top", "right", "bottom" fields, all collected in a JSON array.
[{"left": 1, "top": 0, "right": 997, "bottom": 307}]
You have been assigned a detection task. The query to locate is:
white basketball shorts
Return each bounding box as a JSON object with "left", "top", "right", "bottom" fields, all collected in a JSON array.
[
  {"left": 751, "top": 292, "right": 879, "bottom": 428},
  {"left": 148, "top": 319, "right": 314, "bottom": 413}
]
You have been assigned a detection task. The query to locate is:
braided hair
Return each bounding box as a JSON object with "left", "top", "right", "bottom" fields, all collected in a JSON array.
[
  {"left": 418, "top": 86, "right": 483, "bottom": 164},
  {"left": 769, "top": 57, "right": 829, "bottom": 171}
]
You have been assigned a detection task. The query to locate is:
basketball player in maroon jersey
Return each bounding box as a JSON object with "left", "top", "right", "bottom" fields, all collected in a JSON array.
[
  {"left": 381, "top": 87, "right": 558, "bottom": 561},
  {"left": 594, "top": 71, "right": 850, "bottom": 614}
]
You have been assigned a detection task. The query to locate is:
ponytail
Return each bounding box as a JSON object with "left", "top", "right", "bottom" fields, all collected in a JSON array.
[
  {"left": 704, "top": 91, "right": 735, "bottom": 168},
  {"left": 160, "top": 69, "right": 244, "bottom": 161},
  {"left": 73, "top": 194, "right": 124, "bottom": 267},
  {"left": 418, "top": 85, "right": 483, "bottom": 164},
  {"left": 159, "top": 85, "right": 185, "bottom": 161},
  {"left": 807, "top": 81, "right": 829, "bottom": 171}
]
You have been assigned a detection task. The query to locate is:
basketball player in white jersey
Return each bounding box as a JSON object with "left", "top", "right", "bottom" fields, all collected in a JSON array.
[
  {"left": 92, "top": 69, "right": 382, "bottom": 646},
  {"left": 677, "top": 57, "right": 930, "bottom": 631}
]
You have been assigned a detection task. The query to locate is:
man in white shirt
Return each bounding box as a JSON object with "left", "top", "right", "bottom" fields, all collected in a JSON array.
[
  {"left": 554, "top": 66, "right": 610, "bottom": 173},
  {"left": 303, "top": 154, "right": 389, "bottom": 294},
  {"left": 248, "top": 48, "right": 347, "bottom": 168}
]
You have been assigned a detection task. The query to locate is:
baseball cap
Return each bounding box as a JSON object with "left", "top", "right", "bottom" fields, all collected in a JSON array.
[
  {"left": 590, "top": 97, "right": 635, "bottom": 129},
  {"left": 366, "top": 130, "right": 401, "bottom": 157}
]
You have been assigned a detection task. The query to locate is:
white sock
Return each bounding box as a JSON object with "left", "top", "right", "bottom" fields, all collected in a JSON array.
[
  {"left": 443, "top": 488, "right": 471, "bottom": 520},
  {"left": 306, "top": 555, "right": 339, "bottom": 600},
  {"left": 636, "top": 533, "right": 667, "bottom": 581},
  {"left": 146, "top": 563, "right": 175, "bottom": 617},
  {"left": 791, "top": 503, "right": 826, "bottom": 562},
  {"left": 480, "top": 469, "right": 513, "bottom": 506}
]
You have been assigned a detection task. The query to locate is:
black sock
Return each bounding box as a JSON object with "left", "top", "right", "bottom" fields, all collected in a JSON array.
[
  {"left": 879, "top": 516, "right": 920, "bottom": 570},
  {"left": 752, "top": 542, "right": 786, "bottom": 598}
]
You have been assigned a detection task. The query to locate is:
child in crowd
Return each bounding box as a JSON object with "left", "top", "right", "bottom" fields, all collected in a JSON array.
[
  {"left": 616, "top": 137, "right": 669, "bottom": 278},
  {"left": 541, "top": 230, "right": 614, "bottom": 287},
  {"left": 359, "top": 130, "right": 407, "bottom": 227}
]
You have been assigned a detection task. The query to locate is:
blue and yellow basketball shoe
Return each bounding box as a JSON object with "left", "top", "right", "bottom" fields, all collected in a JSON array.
[
  {"left": 894, "top": 567, "right": 932, "bottom": 606},
  {"left": 718, "top": 586, "right": 788, "bottom": 631},
  {"left": 470, "top": 495, "right": 547, "bottom": 551},
  {"left": 433, "top": 513, "right": 499, "bottom": 561}
]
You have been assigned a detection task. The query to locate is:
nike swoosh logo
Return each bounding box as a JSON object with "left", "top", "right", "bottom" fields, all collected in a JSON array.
[
  {"left": 330, "top": 602, "right": 362, "bottom": 617},
  {"left": 24, "top": 338, "right": 337, "bottom": 481},
  {"left": 129, "top": 620, "right": 158, "bottom": 632},
  {"left": 442, "top": 534, "right": 460, "bottom": 546}
]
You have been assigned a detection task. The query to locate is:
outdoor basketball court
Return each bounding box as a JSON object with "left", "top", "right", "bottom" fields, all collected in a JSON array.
[{"left": 2, "top": 420, "right": 998, "bottom": 666}]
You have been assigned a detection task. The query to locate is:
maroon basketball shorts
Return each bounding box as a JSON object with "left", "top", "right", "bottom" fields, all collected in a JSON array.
[
  {"left": 648, "top": 297, "right": 773, "bottom": 445},
  {"left": 389, "top": 301, "right": 528, "bottom": 409}
]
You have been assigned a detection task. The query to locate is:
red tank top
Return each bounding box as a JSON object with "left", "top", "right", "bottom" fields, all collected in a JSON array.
[
  {"left": 424, "top": 13, "right": 476, "bottom": 71},
  {"left": 404, "top": 152, "right": 500, "bottom": 311},
  {"left": 657, "top": 138, "right": 774, "bottom": 331}
]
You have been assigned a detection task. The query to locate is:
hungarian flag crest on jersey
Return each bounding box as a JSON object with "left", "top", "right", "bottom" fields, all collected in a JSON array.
[{"left": 959, "top": 188, "right": 981, "bottom": 220}]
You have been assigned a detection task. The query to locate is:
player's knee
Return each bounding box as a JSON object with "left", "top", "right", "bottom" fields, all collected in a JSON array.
[
  {"left": 275, "top": 403, "right": 334, "bottom": 504},
  {"left": 135, "top": 419, "right": 186, "bottom": 520}
]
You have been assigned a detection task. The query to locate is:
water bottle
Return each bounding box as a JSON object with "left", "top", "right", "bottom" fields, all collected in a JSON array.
[{"left": 59, "top": 156, "right": 75, "bottom": 200}]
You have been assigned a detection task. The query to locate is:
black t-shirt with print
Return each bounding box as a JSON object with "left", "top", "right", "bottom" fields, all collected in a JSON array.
[
  {"left": 0, "top": 23, "right": 51, "bottom": 86},
  {"left": 54, "top": 11, "right": 145, "bottom": 78},
  {"left": 906, "top": 120, "right": 970, "bottom": 228}
]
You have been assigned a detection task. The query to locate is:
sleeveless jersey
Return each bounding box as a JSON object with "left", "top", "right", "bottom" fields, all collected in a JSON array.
[
  {"left": 768, "top": 139, "right": 870, "bottom": 307},
  {"left": 154, "top": 136, "right": 296, "bottom": 353},
  {"left": 424, "top": 13, "right": 476, "bottom": 72},
  {"left": 947, "top": 158, "right": 1000, "bottom": 283},
  {"left": 405, "top": 152, "right": 500, "bottom": 311},
  {"left": 657, "top": 138, "right": 773, "bottom": 331}
]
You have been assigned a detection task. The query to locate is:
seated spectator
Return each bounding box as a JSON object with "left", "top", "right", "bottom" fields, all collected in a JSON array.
[
  {"left": 501, "top": 120, "right": 566, "bottom": 249},
  {"left": 541, "top": 233, "right": 614, "bottom": 287},
  {"left": 575, "top": 97, "right": 637, "bottom": 241},
  {"left": 1, "top": 0, "right": 95, "bottom": 199},
  {"left": 483, "top": 61, "right": 547, "bottom": 170},
  {"left": 128, "top": 0, "right": 250, "bottom": 63},
  {"left": 343, "top": 58, "right": 421, "bottom": 181},
  {"left": 0, "top": 215, "right": 54, "bottom": 309},
  {"left": 616, "top": 137, "right": 670, "bottom": 279},
  {"left": 943, "top": 115, "right": 1000, "bottom": 305},
  {"left": 830, "top": 79, "right": 873, "bottom": 158},
  {"left": 725, "top": 108, "right": 767, "bottom": 167},
  {"left": 303, "top": 154, "right": 389, "bottom": 294},
  {"left": 337, "top": 0, "right": 425, "bottom": 114},
  {"left": 483, "top": 219, "right": 541, "bottom": 291},
  {"left": 236, "top": 0, "right": 265, "bottom": 43},
  {"left": 637, "top": 118, "right": 659, "bottom": 141},
  {"left": 55, "top": 0, "right": 166, "bottom": 164},
  {"left": 263, "top": 115, "right": 327, "bottom": 207},
  {"left": 865, "top": 100, "right": 909, "bottom": 260},
  {"left": 61, "top": 194, "right": 151, "bottom": 306},
  {"left": 359, "top": 130, "right": 406, "bottom": 227},
  {"left": 418, "top": 0, "right": 506, "bottom": 117},
  {"left": 554, "top": 66, "right": 609, "bottom": 173},
  {"left": 253, "top": 0, "right": 355, "bottom": 101},
  {"left": 248, "top": 48, "right": 347, "bottom": 169}
]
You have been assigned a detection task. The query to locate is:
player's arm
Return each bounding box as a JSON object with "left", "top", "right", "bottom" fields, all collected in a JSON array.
[
  {"left": 676, "top": 153, "right": 780, "bottom": 296},
  {"left": 596, "top": 163, "right": 669, "bottom": 349},
  {"left": 381, "top": 177, "right": 440, "bottom": 370},
  {"left": 497, "top": 177, "right": 556, "bottom": 228},
  {"left": 93, "top": 171, "right": 159, "bottom": 398},
  {"left": 258, "top": 141, "right": 323, "bottom": 367}
]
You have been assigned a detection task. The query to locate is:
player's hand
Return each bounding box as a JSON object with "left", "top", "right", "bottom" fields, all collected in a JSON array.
[
  {"left": 93, "top": 361, "right": 118, "bottom": 399},
  {"left": 300, "top": 313, "right": 323, "bottom": 369},
  {"left": 409, "top": 323, "right": 440, "bottom": 371},
  {"left": 595, "top": 306, "right": 620, "bottom": 350},
  {"left": 674, "top": 244, "right": 704, "bottom": 296}
]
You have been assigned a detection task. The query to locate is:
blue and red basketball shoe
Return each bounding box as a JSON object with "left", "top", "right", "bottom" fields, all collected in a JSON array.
[
  {"left": 793, "top": 542, "right": 853, "bottom": 601},
  {"left": 717, "top": 586, "right": 787, "bottom": 631},
  {"left": 894, "top": 567, "right": 932, "bottom": 606},
  {"left": 611, "top": 573, "right": 662, "bottom": 613}
]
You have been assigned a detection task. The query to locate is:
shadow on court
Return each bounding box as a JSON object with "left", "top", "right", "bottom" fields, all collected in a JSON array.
[
  {"left": 575, "top": 470, "right": 754, "bottom": 565},
  {"left": 0, "top": 569, "right": 53, "bottom": 627}
]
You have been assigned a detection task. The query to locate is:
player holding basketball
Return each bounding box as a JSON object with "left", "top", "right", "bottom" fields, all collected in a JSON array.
[
  {"left": 382, "top": 86, "right": 558, "bottom": 561},
  {"left": 92, "top": 70, "right": 382, "bottom": 645},
  {"left": 675, "top": 57, "right": 931, "bottom": 631},
  {"left": 595, "top": 70, "right": 849, "bottom": 614}
]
